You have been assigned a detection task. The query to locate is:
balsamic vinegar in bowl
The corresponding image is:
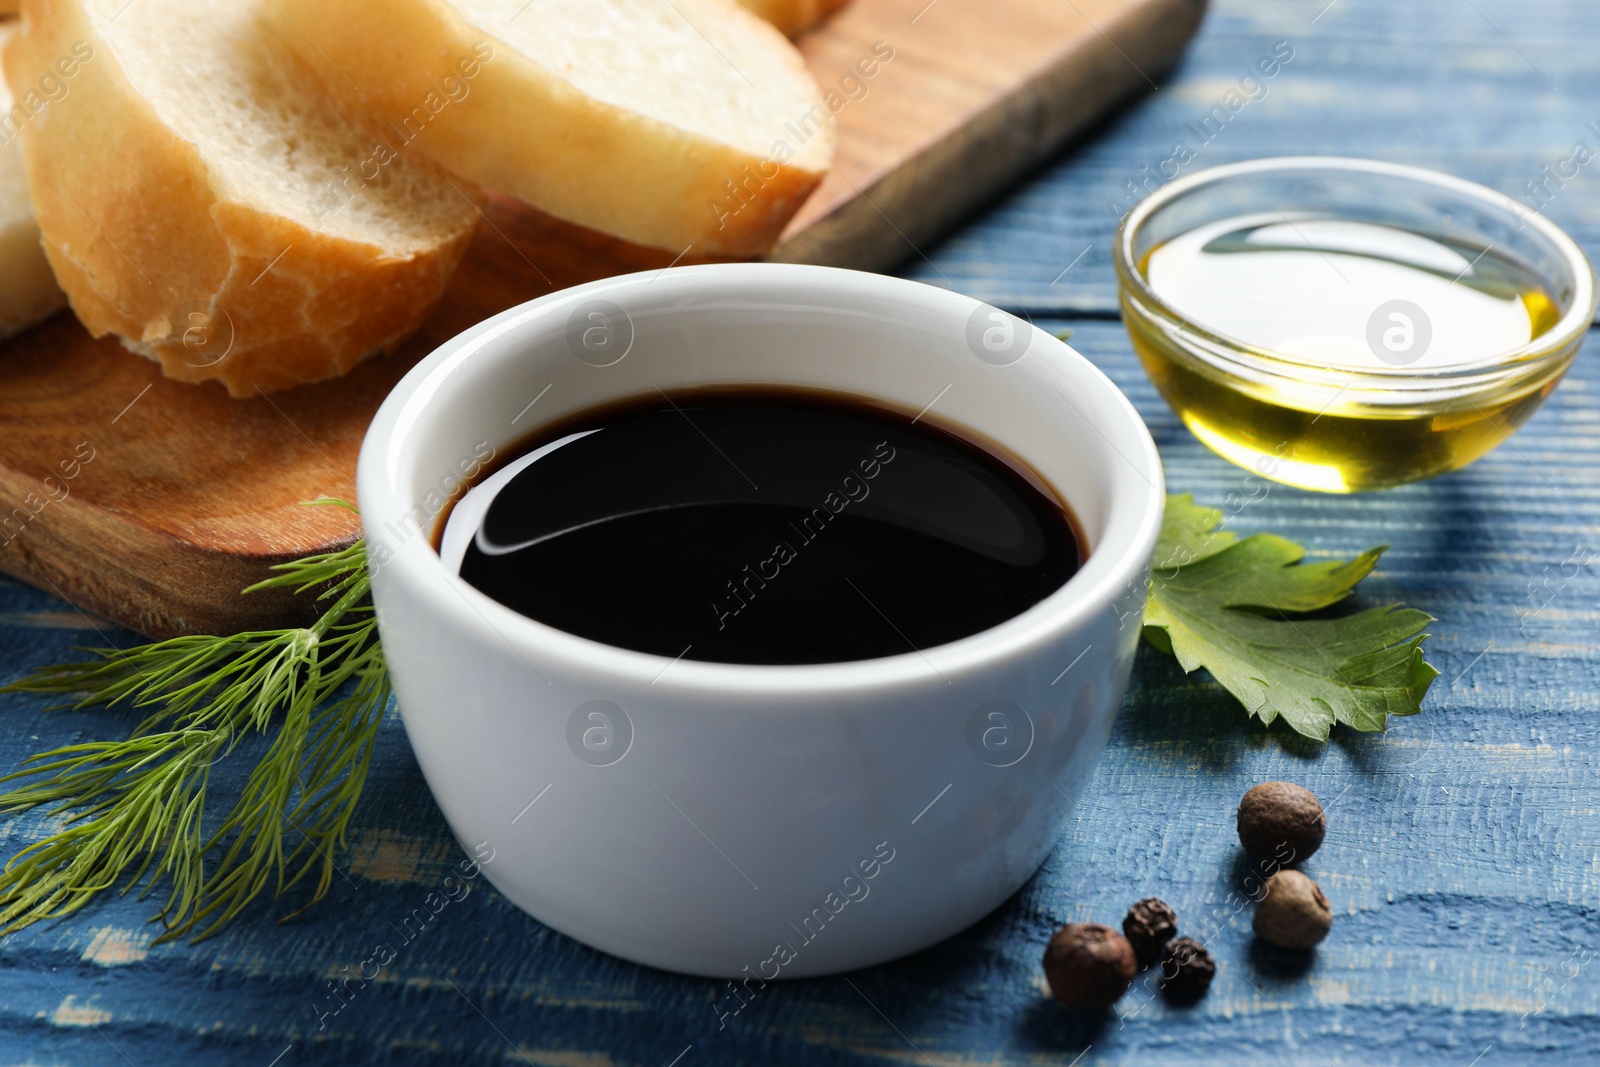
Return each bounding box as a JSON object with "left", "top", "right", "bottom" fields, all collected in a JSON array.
[
  {"left": 359, "top": 261, "right": 1166, "bottom": 977},
  {"left": 436, "top": 388, "right": 1083, "bottom": 665}
]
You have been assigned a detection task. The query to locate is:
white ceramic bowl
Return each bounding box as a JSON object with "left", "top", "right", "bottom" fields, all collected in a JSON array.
[{"left": 357, "top": 263, "right": 1164, "bottom": 979}]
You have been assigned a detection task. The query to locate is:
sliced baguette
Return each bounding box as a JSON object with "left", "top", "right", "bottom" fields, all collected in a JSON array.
[
  {"left": 0, "top": 23, "right": 65, "bottom": 338},
  {"left": 270, "top": 0, "right": 833, "bottom": 257},
  {"left": 736, "top": 0, "right": 850, "bottom": 35},
  {"left": 3, "top": 0, "right": 482, "bottom": 395}
]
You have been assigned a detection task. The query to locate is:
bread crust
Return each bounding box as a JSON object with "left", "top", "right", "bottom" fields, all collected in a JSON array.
[
  {"left": 272, "top": 0, "right": 831, "bottom": 257},
  {"left": 4, "top": 0, "right": 480, "bottom": 396},
  {"left": 0, "top": 212, "right": 62, "bottom": 337},
  {"left": 737, "top": 0, "right": 851, "bottom": 35},
  {"left": 0, "top": 23, "right": 65, "bottom": 337}
]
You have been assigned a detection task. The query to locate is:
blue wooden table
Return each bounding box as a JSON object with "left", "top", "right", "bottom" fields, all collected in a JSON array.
[{"left": 3, "top": 0, "right": 1599, "bottom": 1062}]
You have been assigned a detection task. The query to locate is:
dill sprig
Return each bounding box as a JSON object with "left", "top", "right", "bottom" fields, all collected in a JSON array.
[{"left": 0, "top": 498, "right": 386, "bottom": 943}]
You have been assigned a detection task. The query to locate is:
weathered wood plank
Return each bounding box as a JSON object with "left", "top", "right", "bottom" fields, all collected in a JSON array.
[
  {"left": 908, "top": 0, "right": 1600, "bottom": 320},
  {"left": 1, "top": 317, "right": 1597, "bottom": 1064}
]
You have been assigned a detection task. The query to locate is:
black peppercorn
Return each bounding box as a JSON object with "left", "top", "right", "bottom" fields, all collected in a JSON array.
[
  {"left": 1121, "top": 897, "right": 1178, "bottom": 965},
  {"left": 1042, "top": 923, "right": 1138, "bottom": 1011},
  {"left": 1237, "top": 781, "right": 1325, "bottom": 866},
  {"left": 1158, "top": 936, "right": 1216, "bottom": 1000}
]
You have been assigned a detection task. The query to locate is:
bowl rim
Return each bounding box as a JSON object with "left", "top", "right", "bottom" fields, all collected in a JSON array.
[
  {"left": 1113, "top": 155, "right": 1599, "bottom": 392},
  {"left": 357, "top": 262, "right": 1165, "bottom": 698}
]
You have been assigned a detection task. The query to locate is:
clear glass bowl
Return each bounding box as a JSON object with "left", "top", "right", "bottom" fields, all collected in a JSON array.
[{"left": 1114, "top": 157, "right": 1597, "bottom": 492}]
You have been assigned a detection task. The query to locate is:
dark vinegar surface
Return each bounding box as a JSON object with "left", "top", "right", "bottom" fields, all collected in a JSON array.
[{"left": 442, "top": 390, "right": 1081, "bottom": 665}]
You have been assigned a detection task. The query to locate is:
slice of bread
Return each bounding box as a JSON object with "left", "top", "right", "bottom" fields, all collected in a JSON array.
[
  {"left": 736, "top": 0, "right": 850, "bottom": 35},
  {"left": 3, "top": 0, "right": 482, "bottom": 395},
  {"left": 270, "top": 0, "right": 833, "bottom": 257},
  {"left": 0, "top": 24, "right": 65, "bottom": 338}
]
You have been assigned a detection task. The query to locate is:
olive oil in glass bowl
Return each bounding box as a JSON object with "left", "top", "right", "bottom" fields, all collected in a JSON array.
[{"left": 1115, "top": 157, "right": 1597, "bottom": 492}]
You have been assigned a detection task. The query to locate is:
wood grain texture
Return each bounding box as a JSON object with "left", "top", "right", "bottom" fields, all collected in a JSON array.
[
  {"left": 2, "top": 0, "right": 1599, "bottom": 1064},
  {"left": 773, "top": 0, "right": 1207, "bottom": 268},
  {"left": 0, "top": 0, "right": 1203, "bottom": 640}
]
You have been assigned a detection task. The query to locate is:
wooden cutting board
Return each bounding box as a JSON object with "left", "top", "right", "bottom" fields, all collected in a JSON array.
[{"left": 0, "top": 0, "right": 1205, "bottom": 638}]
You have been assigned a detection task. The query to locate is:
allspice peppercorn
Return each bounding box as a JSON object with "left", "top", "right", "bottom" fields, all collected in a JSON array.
[
  {"left": 1042, "top": 923, "right": 1138, "bottom": 1011},
  {"left": 1237, "top": 782, "right": 1325, "bottom": 865},
  {"left": 1158, "top": 936, "right": 1216, "bottom": 1000},
  {"left": 1122, "top": 897, "right": 1178, "bottom": 966},
  {"left": 1253, "top": 870, "right": 1333, "bottom": 949}
]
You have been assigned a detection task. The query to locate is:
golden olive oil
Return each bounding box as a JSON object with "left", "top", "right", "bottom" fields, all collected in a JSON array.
[{"left": 1127, "top": 217, "right": 1567, "bottom": 492}]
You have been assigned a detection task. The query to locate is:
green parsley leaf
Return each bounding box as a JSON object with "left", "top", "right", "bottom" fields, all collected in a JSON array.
[
  {"left": 1152, "top": 493, "right": 1236, "bottom": 570},
  {"left": 1142, "top": 494, "right": 1438, "bottom": 740}
]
